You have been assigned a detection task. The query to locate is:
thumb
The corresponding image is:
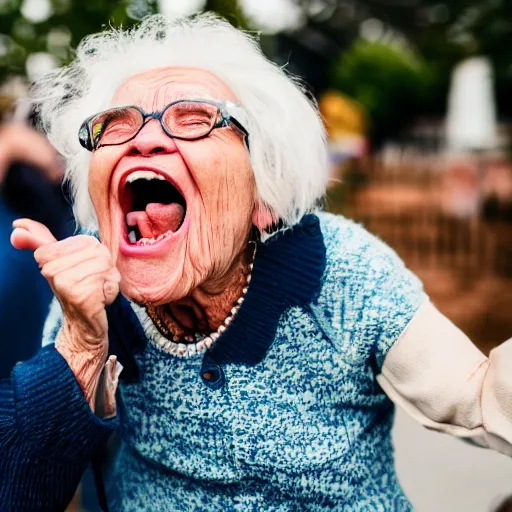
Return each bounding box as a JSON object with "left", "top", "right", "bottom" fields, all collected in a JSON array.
[
  {"left": 103, "top": 268, "right": 121, "bottom": 306},
  {"left": 11, "top": 218, "right": 57, "bottom": 251}
]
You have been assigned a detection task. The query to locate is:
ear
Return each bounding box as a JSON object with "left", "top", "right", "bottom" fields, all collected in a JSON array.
[{"left": 252, "top": 200, "right": 276, "bottom": 232}]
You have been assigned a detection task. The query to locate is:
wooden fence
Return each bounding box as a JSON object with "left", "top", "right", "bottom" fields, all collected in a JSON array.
[
  {"left": 328, "top": 156, "right": 512, "bottom": 351},
  {"left": 345, "top": 159, "right": 512, "bottom": 281}
]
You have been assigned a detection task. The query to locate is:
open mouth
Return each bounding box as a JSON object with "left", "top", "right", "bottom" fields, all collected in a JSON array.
[{"left": 121, "top": 170, "right": 187, "bottom": 246}]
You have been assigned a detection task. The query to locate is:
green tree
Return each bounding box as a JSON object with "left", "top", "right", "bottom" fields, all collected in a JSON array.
[
  {"left": 330, "top": 39, "right": 433, "bottom": 144},
  {"left": 0, "top": 0, "right": 249, "bottom": 83},
  {"left": 0, "top": 0, "right": 143, "bottom": 81}
]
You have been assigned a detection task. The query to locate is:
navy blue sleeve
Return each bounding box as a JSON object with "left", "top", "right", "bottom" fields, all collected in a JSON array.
[{"left": 0, "top": 344, "right": 117, "bottom": 511}]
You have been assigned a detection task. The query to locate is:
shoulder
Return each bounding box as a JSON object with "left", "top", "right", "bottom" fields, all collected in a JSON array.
[
  {"left": 314, "top": 212, "right": 426, "bottom": 364},
  {"left": 317, "top": 211, "right": 411, "bottom": 283}
]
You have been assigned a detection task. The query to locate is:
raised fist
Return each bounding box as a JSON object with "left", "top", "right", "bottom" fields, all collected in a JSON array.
[{"left": 11, "top": 219, "right": 120, "bottom": 345}]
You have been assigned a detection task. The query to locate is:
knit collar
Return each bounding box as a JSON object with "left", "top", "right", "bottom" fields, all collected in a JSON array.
[{"left": 106, "top": 213, "right": 326, "bottom": 380}]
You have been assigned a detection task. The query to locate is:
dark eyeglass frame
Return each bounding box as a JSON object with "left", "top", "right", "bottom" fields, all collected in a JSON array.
[{"left": 78, "top": 98, "right": 250, "bottom": 152}]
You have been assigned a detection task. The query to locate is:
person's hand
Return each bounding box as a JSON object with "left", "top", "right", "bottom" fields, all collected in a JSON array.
[
  {"left": 11, "top": 218, "right": 120, "bottom": 408},
  {"left": 0, "top": 123, "right": 63, "bottom": 183}
]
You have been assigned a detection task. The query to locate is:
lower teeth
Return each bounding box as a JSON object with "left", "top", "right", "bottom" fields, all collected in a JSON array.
[{"left": 129, "top": 229, "right": 173, "bottom": 246}]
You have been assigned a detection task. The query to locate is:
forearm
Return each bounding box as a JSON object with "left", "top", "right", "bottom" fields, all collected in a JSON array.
[
  {"left": 55, "top": 326, "right": 108, "bottom": 412},
  {"left": 378, "top": 300, "right": 512, "bottom": 456},
  {"left": 55, "top": 320, "right": 122, "bottom": 416},
  {"left": 0, "top": 437, "right": 87, "bottom": 512},
  {"left": 0, "top": 346, "right": 117, "bottom": 511}
]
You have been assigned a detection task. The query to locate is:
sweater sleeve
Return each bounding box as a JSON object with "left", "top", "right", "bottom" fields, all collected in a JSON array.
[
  {"left": 0, "top": 344, "right": 117, "bottom": 512},
  {"left": 350, "top": 230, "right": 427, "bottom": 370},
  {"left": 377, "top": 300, "right": 512, "bottom": 457}
]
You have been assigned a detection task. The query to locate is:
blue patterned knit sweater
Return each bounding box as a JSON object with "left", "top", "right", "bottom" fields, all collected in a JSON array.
[{"left": 6, "top": 211, "right": 425, "bottom": 511}]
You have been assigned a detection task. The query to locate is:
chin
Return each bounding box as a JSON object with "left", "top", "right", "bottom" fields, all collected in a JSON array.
[
  {"left": 116, "top": 248, "right": 192, "bottom": 305},
  {"left": 119, "top": 273, "right": 188, "bottom": 306}
]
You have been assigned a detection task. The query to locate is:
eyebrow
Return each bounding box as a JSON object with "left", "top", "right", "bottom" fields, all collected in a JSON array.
[{"left": 108, "top": 94, "right": 224, "bottom": 112}]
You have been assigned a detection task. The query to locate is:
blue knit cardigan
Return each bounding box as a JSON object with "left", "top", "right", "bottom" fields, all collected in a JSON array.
[{"left": 0, "top": 212, "right": 425, "bottom": 511}]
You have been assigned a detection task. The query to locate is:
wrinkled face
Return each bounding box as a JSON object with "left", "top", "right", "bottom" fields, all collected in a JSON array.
[{"left": 88, "top": 67, "right": 255, "bottom": 305}]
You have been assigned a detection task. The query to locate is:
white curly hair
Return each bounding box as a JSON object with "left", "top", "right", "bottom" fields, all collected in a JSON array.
[{"left": 31, "top": 13, "right": 328, "bottom": 231}]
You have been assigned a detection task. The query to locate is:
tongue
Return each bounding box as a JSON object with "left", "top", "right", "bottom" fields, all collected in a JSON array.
[
  {"left": 126, "top": 203, "right": 185, "bottom": 239},
  {"left": 146, "top": 203, "right": 185, "bottom": 234}
]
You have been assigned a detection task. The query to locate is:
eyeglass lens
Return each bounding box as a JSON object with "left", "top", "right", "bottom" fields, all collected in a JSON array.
[{"left": 90, "top": 101, "right": 221, "bottom": 148}]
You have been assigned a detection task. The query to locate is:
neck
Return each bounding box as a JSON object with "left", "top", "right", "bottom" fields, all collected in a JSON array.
[{"left": 146, "top": 240, "right": 254, "bottom": 341}]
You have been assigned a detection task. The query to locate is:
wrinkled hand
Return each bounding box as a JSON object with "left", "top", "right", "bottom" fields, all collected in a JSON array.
[{"left": 11, "top": 219, "right": 120, "bottom": 408}]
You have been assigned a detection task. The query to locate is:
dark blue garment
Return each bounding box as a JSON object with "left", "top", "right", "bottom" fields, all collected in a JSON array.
[
  {"left": 0, "top": 162, "right": 74, "bottom": 379},
  {"left": 0, "top": 345, "right": 117, "bottom": 511},
  {"left": 0, "top": 198, "right": 53, "bottom": 379}
]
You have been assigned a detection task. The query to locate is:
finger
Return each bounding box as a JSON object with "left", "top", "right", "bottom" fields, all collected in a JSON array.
[
  {"left": 52, "top": 268, "right": 118, "bottom": 314},
  {"left": 11, "top": 219, "right": 57, "bottom": 251},
  {"left": 35, "top": 235, "right": 101, "bottom": 267},
  {"left": 103, "top": 279, "right": 120, "bottom": 306},
  {"left": 39, "top": 243, "right": 108, "bottom": 279},
  {"left": 48, "top": 256, "right": 117, "bottom": 293}
]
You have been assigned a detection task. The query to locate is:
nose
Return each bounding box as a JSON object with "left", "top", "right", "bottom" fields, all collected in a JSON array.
[{"left": 126, "top": 118, "right": 179, "bottom": 156}]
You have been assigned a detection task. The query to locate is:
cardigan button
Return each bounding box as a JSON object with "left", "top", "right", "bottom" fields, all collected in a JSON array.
[{"left": 200, "top": 355, "right": 225, "bottom": 390}]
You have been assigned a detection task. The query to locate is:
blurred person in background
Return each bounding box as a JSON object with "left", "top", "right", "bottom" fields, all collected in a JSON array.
[
  {"left": 0, "top": 114, "right": 72, "bottom": 378},
  {"left": 1, "top": 14, "right": 512, "bottom": 512},
  {"left": 481, "top": 159, "right": 512, "bottom": 276},
  {"left": 0, "top": 94, "right": 101, "bottom": 511},
  {"left": 482, "top": 158, "right": 512, "bottom": 223},
  {"left": 495, "top": 495, "right": 512, "bottom": 512}
]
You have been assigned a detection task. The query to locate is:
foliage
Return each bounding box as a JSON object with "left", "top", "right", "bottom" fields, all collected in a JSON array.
[
  {"left": 3, "top": 0, "right": 512, "bottom": 142},
  {"left": 204, "top": 0, "right": 249, "bottom": 29},
  {"left": 0, "top": 0, "right": 144, "bottom": 81},
  {"left": 0, "top": 0, "right": 249, "bottom": 83},
  {"left": 352, "top": 0, "right": 512, "bottom": 120},
  {"left": 330, "top": 40, "right": 433, "bottom": 144}
]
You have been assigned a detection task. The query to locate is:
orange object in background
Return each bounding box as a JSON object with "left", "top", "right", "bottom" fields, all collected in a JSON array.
[{"left": 318, "top": 91, "right": 368, "bottom": 182}]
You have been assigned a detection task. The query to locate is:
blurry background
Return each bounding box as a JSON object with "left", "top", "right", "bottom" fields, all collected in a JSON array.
[{"left": 1, "top": 1, "right": 512, "bottom": 511}]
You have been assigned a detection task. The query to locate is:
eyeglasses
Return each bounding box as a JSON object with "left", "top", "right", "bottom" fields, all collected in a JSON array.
[{"left": 78, "top": 98, "right": 250, "bottom": 152}]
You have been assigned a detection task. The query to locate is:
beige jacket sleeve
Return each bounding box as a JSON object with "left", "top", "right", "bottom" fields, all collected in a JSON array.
[{"left": 377, "top": 300, "right": 512, "bottom": 457}]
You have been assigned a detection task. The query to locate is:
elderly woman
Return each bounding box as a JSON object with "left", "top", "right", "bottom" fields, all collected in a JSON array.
[{"left": 2, "top": 14, "right": 512, "bottom": 512}]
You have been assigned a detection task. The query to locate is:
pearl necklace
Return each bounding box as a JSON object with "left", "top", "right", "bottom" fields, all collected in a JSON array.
[{"left": 135, "top": 241, "right": 256, "bottom": 358}]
